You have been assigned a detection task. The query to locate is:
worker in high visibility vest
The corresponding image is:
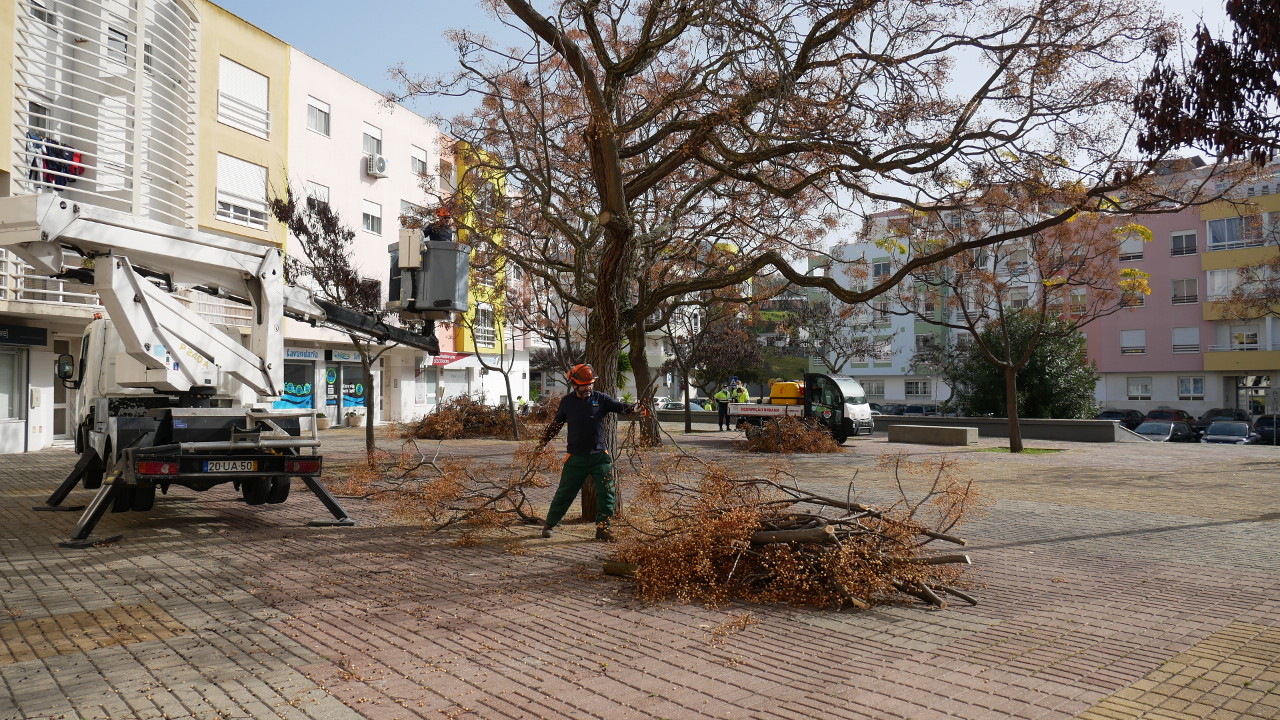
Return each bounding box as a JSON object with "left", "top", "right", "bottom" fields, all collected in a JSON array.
[{"left": 714, "top": 384, "right": 733, "bottom": 430}]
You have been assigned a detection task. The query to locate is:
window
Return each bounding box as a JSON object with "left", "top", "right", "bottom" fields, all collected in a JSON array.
[
  {"left": 1119, "top": 232, "right": 1144, "bottom": 261},
  {"left": 31, "top": 0, "right": 55, "bottom": 24},
  {"left": 362, "top": 200, "right": 382, "bottom": 235},
  {"left": 218, "top": 57, "right": 270, "bottom": 138},
  {"left": 1208, "top": 216, "right": 1263, "bottom": 250},
  {"left": 1171, "top": 278, "right": 1198, "bottom": 305},
  {"left": 306, "top": 97, "right": 330, "bottom": 136},
  {"left": 1120, "top": 329, "right": 1145, "bottom": 355},
  {"left": 861, "top": 379, "right": 885, "bottom": 397},
  {"left": 1231, "top": 325, "right": 1259, "bottom": 350},
  {"left": 305, "top": 181, "right": 330, "bottom": 204},
  {"left": 1008, "top": 286, "right": 1030, "bottom": 308},
  {"left": 473, "top": 304, "right": 496, "bottom": 347},
  {"left": 915, "top": 334, "right": 938, "bottom": 352},
  {"left": 362, "top": 123, "right": 382, "bottom": 156},
  {"left": 1208, "top": 218, "right": 1240, "bottom": 248},
  {"left": 28, "top": 101, "right": 49, "bottom": 132},
  {"left": 1172, "top": 327, "right": 1200, "bottom": 354},
  {"left": 1207, "top": 269, "right": 1240, "bottom": 299},
  {"left": 400, "top": 200, "right": 425, "bottom": 228},
  {"left": 1171, "top": 231, "right": 1197, "bottom": 256},
  {"left": 872, "top": 301, "right": 891, "bottom": 325},
  {"left": 872, "top": 338, "right": 893, "bottom": 362},
  {"left": 410, "top": 145, "right": 428, "bottom": 176},
  {"left": 1127, "top": 377, "right": 1152, "bottom": 401},
  {"left": 1122, "top": 291, "right": 1145, "bottom": 308},
  {"left": 215, "top": 153, "right": 268, "bottom": 230},
  {"left": 1069, "top": 289, "right": 1087, "bottom": 314},
  {"left": 922, "top": 294, "right": 936, "bottom": 313},
  {"left": 1178, "top": 377, "right": 1205, "bottom": 401},
  {"left": 1005, "top": 249, "right": 1028, "bottom": 274},
  {"left": 906, "top": 380, "right": 931, "bottom": 397},
  {"left": 107, "top": 27, "right": 129, "bottom": 64},
  {"left": 872, "top": 261, "right": 891, "bottom": 278}
]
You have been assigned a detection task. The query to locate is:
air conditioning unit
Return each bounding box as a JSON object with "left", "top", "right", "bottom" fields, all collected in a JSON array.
[{"left": 366, "top": 153, "right": 389, "bottom": 178}]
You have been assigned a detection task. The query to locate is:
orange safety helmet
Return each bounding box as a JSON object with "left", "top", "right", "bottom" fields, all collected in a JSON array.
[{"left": 567, "top": 364, "right": 596, "bottom": 386}]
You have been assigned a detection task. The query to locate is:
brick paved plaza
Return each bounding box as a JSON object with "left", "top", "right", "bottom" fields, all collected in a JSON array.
[{"left": 2, "top": 425, "right": 1279, "bottom": 720}]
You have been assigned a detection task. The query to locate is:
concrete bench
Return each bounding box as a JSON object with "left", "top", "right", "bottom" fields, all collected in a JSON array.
[{"left": 887, "top": 424, "right": 978, "bottom": 446}]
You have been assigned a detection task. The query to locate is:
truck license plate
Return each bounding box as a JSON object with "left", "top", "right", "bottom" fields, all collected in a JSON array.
[{"left": 204, "top": 460, "right": 257, "bottom": 472}]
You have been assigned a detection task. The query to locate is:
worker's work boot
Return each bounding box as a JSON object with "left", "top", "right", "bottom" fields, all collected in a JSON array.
[
  {"left": 541, "top": 526, "right": 553, "bottom": 539},
  {"left": 594, "top": 524, "right": 614, "bottom": 542}
]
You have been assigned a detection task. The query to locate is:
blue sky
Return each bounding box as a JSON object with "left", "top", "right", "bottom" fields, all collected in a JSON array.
[
  {"left": 211, "top": 0, "right": 513, "bottom": 119},
  {"left": 214, "top": 0, "right": 1230, "bottom": 125}
]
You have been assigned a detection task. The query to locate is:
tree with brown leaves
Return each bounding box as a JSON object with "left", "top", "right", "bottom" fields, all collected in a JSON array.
[{"left": 394, "top": 0, "right": 1198, "bottom": 427}]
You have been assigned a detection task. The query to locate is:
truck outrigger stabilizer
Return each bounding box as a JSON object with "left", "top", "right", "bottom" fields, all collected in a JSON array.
[{"left": 38, "top": 408, "right": 353, "bottom": 548}]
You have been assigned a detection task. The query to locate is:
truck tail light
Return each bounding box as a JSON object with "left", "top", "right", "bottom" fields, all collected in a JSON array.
[
  {"left": 285, "top": 459, "right": 322, "bottom": 474},
  {"left": 136, "top": 460, "right": 179, "bottom": 476}
]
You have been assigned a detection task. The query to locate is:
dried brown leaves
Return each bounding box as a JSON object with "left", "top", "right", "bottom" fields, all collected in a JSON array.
[
  {"left": 737, "top": 416, "right": 844, "bottom": 454},
  {"left": 399, "top": 395, "right": 540, "bottom": 440},
  {"left": 609, "top": 454, "right": 985, "bottom": 610}
]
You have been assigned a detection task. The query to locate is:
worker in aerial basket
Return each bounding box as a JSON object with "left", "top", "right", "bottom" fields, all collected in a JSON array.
[{"left": 538, "top": 364, "right": 640, "bottom": 542}]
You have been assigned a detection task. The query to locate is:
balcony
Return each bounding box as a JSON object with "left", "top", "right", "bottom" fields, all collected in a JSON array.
[
  {"left": 1204, "top": 343, "right": 1280, "bottom": 372},
  {"left": 1171, "top": 294, "right": 1199, "bottom": 305}
]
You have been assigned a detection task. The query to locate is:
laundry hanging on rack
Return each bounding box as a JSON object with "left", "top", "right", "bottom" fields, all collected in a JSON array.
[{"left": 25, "top": 131, "right": 85, "bottom": 187}]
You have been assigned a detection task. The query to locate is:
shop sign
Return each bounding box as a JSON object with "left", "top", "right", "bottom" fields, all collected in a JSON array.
[
  {"left": 0, "top": 324, "right": 46, "bottom": 346},
  {"left": 428, "top": 351, "right": 471, "bottom": 366},
  {"left": 328, "top": 349, "right": 362, "bottom": 362},
  {"left": 285, "top": 347, "right": 322, "bottom": 360}
]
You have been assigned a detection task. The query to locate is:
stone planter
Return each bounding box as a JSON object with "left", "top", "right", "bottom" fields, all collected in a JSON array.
[
  {"left": 315, "top": 416, "right": 330, "bottom": 430},
  {"left": 345, "top": 414, "right": 363, "bottom": 428}
]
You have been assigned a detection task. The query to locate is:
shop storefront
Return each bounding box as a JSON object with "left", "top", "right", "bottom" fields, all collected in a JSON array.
[
  {"left": 326, "top": 349, "right": 369, "bottom": 419},
  {"left": 275, "top": 347, "right": 321, "bottom": 410},
  {"left": 0, "top": 324, "right": 46, "bottom": 454}
]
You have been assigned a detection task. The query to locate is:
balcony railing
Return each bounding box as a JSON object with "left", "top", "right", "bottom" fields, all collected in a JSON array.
[
  {"left": 1120, "top": 346, "right": 1146, "bottom": 355},
  {"left": 1206, "top": 343, "right": 1280, "bottom": 352},
  {"left": 1207, "top": 237, "right": 1266, "bottom": 252},
  {"left": 1172, "top": 343, "right": 1200, "bottom": 354},
  {"left": 1171, "top": 294, "right": 1199, "bottom": 305}
]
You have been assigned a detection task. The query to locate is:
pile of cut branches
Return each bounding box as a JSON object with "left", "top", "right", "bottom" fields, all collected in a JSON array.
[
  {"left": 610, "top": 454, "right": 983, "bottom": 609},
  {"left": 399, "top": 395, "right": 543, "bottom": 440},
  {"left": 738, "top": 416, "right": 843, "bottom": 453}
]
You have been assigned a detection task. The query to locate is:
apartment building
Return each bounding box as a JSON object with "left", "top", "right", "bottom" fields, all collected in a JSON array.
[
  {"left": 821, "top": 210, "right": 952, "bottom": 406},
  {"left": 0, "top": 0, "right": 520, "bottom": 453},
  {"left": 827, "top": 167, "right": 1280, "bottom": 418},
  {"left": 1089, "top": 177, "right": 1280, "bottom": 416}
]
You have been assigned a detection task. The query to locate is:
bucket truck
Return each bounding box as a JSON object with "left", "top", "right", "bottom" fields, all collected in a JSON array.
[{"left": 0, "top": 194, "right": 468, "bottom": 547}]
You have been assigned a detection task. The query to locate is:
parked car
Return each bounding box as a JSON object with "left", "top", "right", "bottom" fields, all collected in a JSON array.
[
  {"left": 903, "top": 404, "right": 940, "bottom": 416},
  {"left": 1192, "top": 408, "right": 1252, "bottom": 433},
  {"left": 1133, "top": 421, "right": 1198, "bottom": 443},
  {"left": 1254, "top": 414, "right": 1280, "bottom": 445},
  {"left": 1200, "top": 421, "right": 1259, "bottom": 445},
  {"left": 879, "top": 403, "right": 907, "bottom": 415},
  {"left": 869, "top": 403, "right": 884, "bottom": 413},
  {"left": 1096, "top": 408, "right": 1144, "bottom": 430},
  {"left": 1143, "top": 408, "right": 1195, "bottom": 424},
  {"left": 659, "top": 401, "right": 686, "bottom": 411}
]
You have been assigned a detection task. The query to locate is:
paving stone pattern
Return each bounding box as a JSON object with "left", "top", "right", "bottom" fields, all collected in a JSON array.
[{"left": 1, "top": 426, "right": 1278, "bottom": 720}]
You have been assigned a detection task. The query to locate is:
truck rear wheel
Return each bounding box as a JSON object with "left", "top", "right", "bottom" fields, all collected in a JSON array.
[
  {"left": 242, "top": 478, "right": 270, "bottom": 506},
  {"left": 131, "top": 484, "right": 156, "bottom": 512},
  {"left": 266, "top": 477, "right": 290, "bottom": 504}
]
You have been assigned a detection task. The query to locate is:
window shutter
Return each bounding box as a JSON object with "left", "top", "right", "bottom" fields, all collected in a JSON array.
[
  {"left": 1120, "top": 329, "right": 1145, "bottom": 347},
  {"left": 1171, "top": 327, "right": 1198, "bottom": 346},
  {"left": 216, "top": 153, "right": 266, "bottom": 202}
]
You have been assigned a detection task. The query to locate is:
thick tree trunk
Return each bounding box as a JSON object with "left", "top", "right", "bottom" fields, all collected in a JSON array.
[
  {"left": 626, "top": 322, "right": 661, "bottom": 445},
  {"left": 360, "top": 351, "right": 376, "bottom": 461},
  {"left": 580, "top": 309, "right": 623, "bottom": 521},
  {"left": 1004, "top": 366, "right": 1023, "bottom": 453}
]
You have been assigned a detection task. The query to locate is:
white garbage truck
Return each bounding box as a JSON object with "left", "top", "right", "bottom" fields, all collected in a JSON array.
[{"left": 0, "top": 193, "right": 468, "bottom": 546}]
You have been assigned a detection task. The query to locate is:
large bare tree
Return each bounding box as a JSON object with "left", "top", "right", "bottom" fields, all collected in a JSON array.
[{"left": 394, "top": 0, "right": 1205, "bottom": 430}]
